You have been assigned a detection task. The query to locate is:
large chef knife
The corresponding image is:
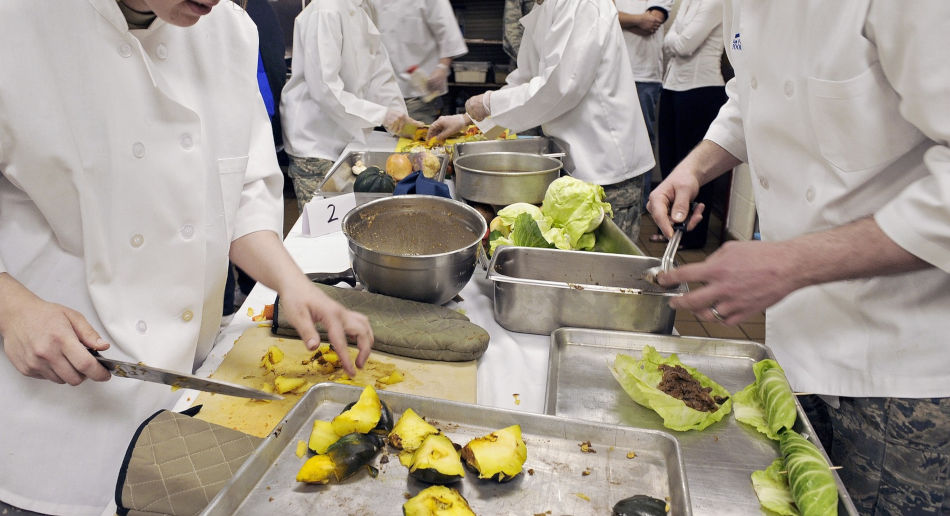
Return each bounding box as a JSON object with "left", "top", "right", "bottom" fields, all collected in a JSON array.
[{"left": 91, "top": 350, "right": 282, "bottom": 400}]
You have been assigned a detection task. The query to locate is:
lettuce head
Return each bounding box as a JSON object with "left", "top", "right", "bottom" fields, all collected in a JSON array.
[{"left": 541, "top": 176, "right": 612, "bottom": 249}]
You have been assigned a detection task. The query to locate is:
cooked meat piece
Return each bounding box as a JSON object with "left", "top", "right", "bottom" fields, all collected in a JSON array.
[{"left": 657, "top": 364, "right": 721, "bottom": 412}]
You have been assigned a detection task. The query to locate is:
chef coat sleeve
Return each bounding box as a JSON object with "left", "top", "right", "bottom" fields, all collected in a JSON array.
[
  {"left": 865, "top": 0, "right": 950, "bottom": 272},
  {"left": 646, "top": 0, "right": 674, "bottom": 21},
  {"left": 304, "top": 10, "right": 389, "bottom": 131},
  {"left": 427, "top": 0, "right": 468, "bottom": 59},
  {"left": 367, "top": 44, "right": 409, "bottom": 115},
  {"left": 663, "top": 0, "right": 722, "bottom": 57},
  {"left": 703, "top": 77, "right": 748, "bottom": 162},
  {"left": 487, "top": 1, "right": 604, "bottom": 132}
]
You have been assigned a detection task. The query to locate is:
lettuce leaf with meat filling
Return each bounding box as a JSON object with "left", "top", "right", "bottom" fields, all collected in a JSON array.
[
  {"left": 610, "top": 346, "right": 732, "bottom": 431},
  {"left": 734, "top": 359, "right": 797, "bottom": 440}
]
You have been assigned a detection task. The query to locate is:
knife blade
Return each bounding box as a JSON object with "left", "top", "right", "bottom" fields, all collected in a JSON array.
[{"left": 91, "top": 350, "right": 282, "bottom": 400}]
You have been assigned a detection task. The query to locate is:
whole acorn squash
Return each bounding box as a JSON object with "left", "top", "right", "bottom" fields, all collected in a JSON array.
[
  {"left": 409, "top": 433, "right": 465, "bottom": 485},
  {"left": 403, "top": 485, "right": 476, "bottom": 516},
  {"left": 460, "top": 424, "right": 527, "bottom": 482},
  {"left": 354, "top": 166, "right": 396, "bottom": 193}
]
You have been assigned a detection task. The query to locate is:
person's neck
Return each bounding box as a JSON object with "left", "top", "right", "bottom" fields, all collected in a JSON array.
[{"left": 121, "top": 0, "right": 153, "bottom": 13}]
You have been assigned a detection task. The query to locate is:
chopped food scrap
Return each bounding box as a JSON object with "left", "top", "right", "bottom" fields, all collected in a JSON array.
[
  {"left": 574, "top": 493, "right": 591, "bottom": 502},
  {"left": 259, "top": 346, "right": 284, "bottom": 372},
  {"left": 578, "top": 440, "right": 596, "bottom": 453},
  {"left": 513, "top": 393, "right": 521, "bottom": 405},
  {"left": 626, "top": 451, "right": 637, "bottom": 459},
  {"left": 295, "top": 440, "right": 307, "bottom": 458},
  {"left": 582, "top": 467, "right": 592, "bottom": 476},
  {"left": 657, "top": 364, "right": 728, "bottom": 413},
  {"left": 274, "top": 376, "right": 311, "bottom": 394},
  {"left": 376, "top": 370, "right": 405, "bottom": 386},
  {"left": 246, "top": 307, "right": 255, "bottom": 318},
  {"left": 527, "top": 468, "right": 535, "bottom": 475}
]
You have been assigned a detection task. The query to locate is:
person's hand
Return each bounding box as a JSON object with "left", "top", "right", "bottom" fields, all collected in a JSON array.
[
  {"left": 636, "top": 13, "right": 663, "bottom": 33},
  {"left": 647, "top": 169, "right": 705, "bottom": 239},
  {"left": 383, "top": 110, "right": 422, "bottom": 136},
  {"left": 0, "top": 275, "right": 111, "bottom": 385},
  {"left": 657, "top": 240, "right": 802, "bottom": 325},
  {"left": 464, "top": 92, "right": 491, "bottom": 122},
  {"left": 427, "top": 113, "right": 471, "bottom": 141},
  {"left": 427, "top": 63, "right": 449, "bottom": 93},
  {"left": 276, "top": 277, "right": 373, "bottom": 377}
]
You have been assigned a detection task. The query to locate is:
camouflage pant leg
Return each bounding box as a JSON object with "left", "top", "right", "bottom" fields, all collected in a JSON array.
[
  {"left": 821, "top": 396, "right": 950, "bottom": 515},
  {"left": 602, "top": 174, "right": 645, "bottom": 243},
  {"left": 287, "top": 155, "right": 334, "bottom": 212},
  {"left": 405, "top": 96, "right": 443, "bottom": 125}
]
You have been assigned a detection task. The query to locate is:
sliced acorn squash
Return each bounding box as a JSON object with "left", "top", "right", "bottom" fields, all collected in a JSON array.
[
  {"left": 389, "top": 408, "right": 441, "bottom": 451},
  {"left": 325, "top": 432, "right": 385, "bottom": 482},
  {"left": 460, "top": 424, "right": 527, "bottom": 482},
  {"left": 331, "top": 385, "right": 382, "bottom": 435},
  {"left": 409, "top": 433, "right": 465, "bottom": 484},
  {"left": 402, "top": 485, "right": 476, "bottom": 516},
  {"left": 612, "top": 494, "right": 669, "bottom": 516},
  {"left": 340, "top": 399, "right": 394, "bottom": 436},
  {"left": 296, "top": 454, "right": 336, "bottom": 484},
  {"left": 308, "top": 420, "right": 340, "bottom": 455}
]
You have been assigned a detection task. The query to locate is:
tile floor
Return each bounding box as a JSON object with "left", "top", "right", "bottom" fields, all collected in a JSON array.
[{"left": 635, "top": 211, "right": 766, "bottom": 343}]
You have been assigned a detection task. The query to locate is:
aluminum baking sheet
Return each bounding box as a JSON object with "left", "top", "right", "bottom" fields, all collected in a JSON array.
[
  {"left": 202, "top": 383, "right": 691, "bottom": 516},
  {"left": 544, "top": 328, "right": 859, "bottom": 516},
  {"left": 318, "top": 150, "right": 448, "bottom": 194}
]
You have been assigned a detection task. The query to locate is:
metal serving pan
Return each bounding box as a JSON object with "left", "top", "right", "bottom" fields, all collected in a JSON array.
[
  {"left": 453, "top": 152, "right": 563, "bottom": 205},
  {"left": 544, "top": 328, "right": 859, "bottom": 516},
  {"left": 201, "top": 383, "right": 691, "bottom": 515},
  {"left": 317, "top": 150, "right": 448, "bottom": 194},
  {"left": 486, "top": 246, "right": 686, "bottom": 335},
  {"left": 454, "top": 136, "right": 565, "bottom": 158}
]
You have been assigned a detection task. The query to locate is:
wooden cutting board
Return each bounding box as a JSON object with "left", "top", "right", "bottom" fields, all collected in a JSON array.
[{"left": 190, "top": 326, "right": 477, "bottom": 437}]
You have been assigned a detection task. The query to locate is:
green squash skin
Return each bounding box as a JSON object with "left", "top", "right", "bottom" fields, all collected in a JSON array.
[
  {"left": 325, "top": 432, "right": 384, "bottom": 482},
  {"left": 341, "top": 400, "right": 394, "bottom": 435},
  {"left": 612, "top": 494, "right": 669, "bottom": 516},
  {"left": 354, "top": 166, "right": 396, "bottom": 193}
]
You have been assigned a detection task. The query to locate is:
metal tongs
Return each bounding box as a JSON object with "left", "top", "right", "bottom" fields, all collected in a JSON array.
[{"left": 641, "top": 203, "right": 696, "bottom": 288}]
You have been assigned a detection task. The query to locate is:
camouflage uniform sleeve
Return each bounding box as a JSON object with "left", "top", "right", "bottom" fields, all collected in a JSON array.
[{"left": 503, "top": 0, "right": 533, "bottom": 60}]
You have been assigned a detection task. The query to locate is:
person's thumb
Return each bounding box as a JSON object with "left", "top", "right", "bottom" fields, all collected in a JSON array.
[{"left": 670, "top": 193, "right": 693, "bottom": 224}]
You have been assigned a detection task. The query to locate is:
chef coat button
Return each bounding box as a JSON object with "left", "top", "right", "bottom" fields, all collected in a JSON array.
[
  {"left": 750, "top": 76, "right": 758, "bottom": 90},
  {"left": 180, "top": 224, "right": 195, "bottom": 239},
  {"left": 130, "top": 233, "right": 145, "bottom": 248},
  {"left": 180, "top": 134, "right": 194, "bottom": 150},
  {"left": 758, "top": 176, "right": 769, "bottom": 189},
  {"left": 182, "top": 310, "right": 194, "bottom": 322},
  {"left": 155, "top": 43, "right": 168, "bottom": 60},
  {"left": 805, "top": 186, "right": 816, "bottom": 202},
  {"left": 118, "top": 43, "right": 132, "bottom": 58},
  {"left": 132, "top": 142, "right": 146, "bottom": 159},
  {"left": 136, "top": 320, "right": 148, "bottom": 334},
  {"left": 784, "top": 80, "right": 795, "bottom": 97}
]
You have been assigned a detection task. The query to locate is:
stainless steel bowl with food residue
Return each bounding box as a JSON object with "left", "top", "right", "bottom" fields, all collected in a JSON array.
[{"left": 342, "top": 195, "right": 487, "bottom": 305}]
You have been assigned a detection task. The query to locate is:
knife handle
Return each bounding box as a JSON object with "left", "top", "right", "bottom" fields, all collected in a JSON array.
[{"left": 306, "top": 269, "right": 357, "bottom": 287}]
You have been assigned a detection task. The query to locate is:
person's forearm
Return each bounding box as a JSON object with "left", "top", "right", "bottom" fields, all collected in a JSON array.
[
  {"left": 228, "top": 230, "right": 304, "bottom": 294},
  {"left": 617, "top": 12, "right": 650, "bottom": 30},
  {"left": 0, "top": 273, "right": 36, "bottom": 331},
  {"left": 674, "top": 139, "right": 743, "bottom": 186},
  {"left": 780, "top": 217, "right": 929, "bottom": 290}
]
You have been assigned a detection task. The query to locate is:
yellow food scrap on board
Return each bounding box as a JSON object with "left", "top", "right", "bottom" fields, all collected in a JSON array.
[
  {"left": 573, "top": 493, "right": 591, "bottom": 502},
  {"left": 333, "top": 378, "right": 361, "bottom": 386},
  {"left": 513, "top": 393, "right": 521, "bottom": 405},
  {"left": 247, "top": 307, "right": 255, "bottom": 318},
  {"left": 260, "top": 346, "right": 285, "bottom": 372},
  {"left": 274, "top": 376, "right": 309, "bottom": 394},
  {"left": 295, "top": 440, "right": 307, "bottom": 458},
  {"left": 377, "top": 371, "right": 405, "bottom": 385},
  {"left": 626, "top": 451, "right": 637, "bottom": 459}
]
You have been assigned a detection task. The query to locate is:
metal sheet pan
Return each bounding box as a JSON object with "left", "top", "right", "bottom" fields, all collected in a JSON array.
[
  {"left": 318, "top": 150, "right": 448, "bottom": 194},
  {"left": 544, "top": 328, "right": 859, "bottom": 515},
  {"left": 201, "top": 383, "right": 691, "bottom": 516},
  {"left": 487, "top": 247, "right": 686, "bottom": 335},
  {"left": 453, "top": 136, "right": 565, "bottom": 158}
]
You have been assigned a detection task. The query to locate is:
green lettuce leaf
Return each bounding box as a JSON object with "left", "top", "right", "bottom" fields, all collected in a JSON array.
[
  {"left": 489, "top": 212, "right": 556, "bottom": 255},
  {"left": 751, "top": 458, "right": 800, "bottom": 516},
  {"left": 609, "top": 346, "right": 732, "bottom": 432},
  {"left": 734, "top": 359, "right": 797, "bottom": 440},
  {"left": 780, "top": 430, "right": 838, "bottom": 516},
  {"left": 541, "top": 176, "right": 612, "bottom": 249},
  {"left": 492, "top": 202, "right": 545, "bottom": 237}
]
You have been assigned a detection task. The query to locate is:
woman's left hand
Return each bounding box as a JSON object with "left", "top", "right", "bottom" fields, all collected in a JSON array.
[{"left": 464, "top": 92, "right": 491, "bottom": 122}]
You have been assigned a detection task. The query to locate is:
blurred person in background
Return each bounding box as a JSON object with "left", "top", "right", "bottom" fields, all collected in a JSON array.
[
  {"left": 502, "top": 0, "right": 536, "bottom": 61},
  {"left": 430, "top": 0, "right": 655, "bottom": 241},
  {"left": 280, "top": 0, "right": 422, "bottom": 210},
  {"left": 615, "top": 0, "right": 672, "bottom": 210},
  {"left": 649, "top": 2, "right": 950, "bottom": 513},
  {"left": 0, "top": 1, "right": 373, "bottom": 513},
  {"left": 650, "top": 0, "right": 725, "bottom": 249},
  {"left": 368, "top": 0, "right": 468, "bottom": 124}
]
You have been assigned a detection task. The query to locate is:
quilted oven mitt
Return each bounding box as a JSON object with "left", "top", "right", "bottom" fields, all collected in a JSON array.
[
  {"left": 272, "top": 283, "right": 490, "bottom": 361},
  {"left": 116, "top": 406, "right": 260, "bottom": 516}
]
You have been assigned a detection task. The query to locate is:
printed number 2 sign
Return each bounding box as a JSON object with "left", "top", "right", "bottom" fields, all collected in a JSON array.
[{"left": 302, "top": 193, "right": 357, "bottom": 237}]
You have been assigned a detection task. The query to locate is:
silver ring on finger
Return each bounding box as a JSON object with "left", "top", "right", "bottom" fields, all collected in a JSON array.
[{"left": 710, "top": 305, "right": 726, "bottom": 322}]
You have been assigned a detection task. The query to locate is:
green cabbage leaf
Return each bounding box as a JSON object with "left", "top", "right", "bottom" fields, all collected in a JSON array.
[
  {"left": 751, "top": 458, "right": 800, "bottom": 516},
  {"left": 734, "top": 359, "right": 797, "bottom": 440},
  {"left": 609, "top": 345, "right": 732, "bottom": 432},
  {"left": 780, "top": 430, "right": 839, "bottom": 516}
]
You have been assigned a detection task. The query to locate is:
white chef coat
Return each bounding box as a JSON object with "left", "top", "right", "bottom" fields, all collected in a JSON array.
[
  {"left": 662, "top": 0, "right": 725, "bottom": 91},
  {"left": 705, "top": 0, "right": 950, "bottom": 397},
  {"left": 0, "top": 2, "right": 283, "bottom": 514},
  {"left": 489, "top": 0, "right": 655, "bottom": 185},
  {"left": 615, "top": 0, "right": 673, "bottom": 83},
  {"left": 280, "top": 0, "right": 407, "bottom": 161},
  {"left": 368, "top": 0, "right": 468, "bottom": 98}
]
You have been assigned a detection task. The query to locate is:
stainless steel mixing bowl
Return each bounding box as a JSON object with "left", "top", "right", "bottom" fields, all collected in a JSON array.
[
  {"left": 341, "top": 195, "right": 488, "bottom": 305},
  {"left": 453, "top": 152, "right": 563, "bottom": 205}
]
